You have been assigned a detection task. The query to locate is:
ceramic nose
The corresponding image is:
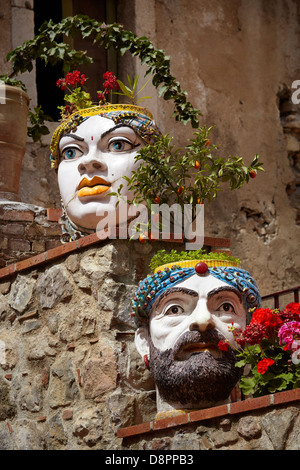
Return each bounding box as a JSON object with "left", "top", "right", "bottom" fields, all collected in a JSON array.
[
  {"left": 78, "top": 150, "right": 107, "bottom": 174},
  {"left": 189, "top": 299, "right": 215, "bottom": 332}
]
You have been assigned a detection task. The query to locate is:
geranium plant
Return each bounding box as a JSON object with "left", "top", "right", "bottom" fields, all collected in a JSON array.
[{"left": 220, "top": 302, "right": 300, "bottom": 397}]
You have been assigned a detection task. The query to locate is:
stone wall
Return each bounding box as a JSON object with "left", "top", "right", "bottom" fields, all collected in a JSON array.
[
  {"left": 119, "top": 390, "right": 300, "bottom": 451},
  {"left": 0, "top": 239, "right": 158, "bottom": 449}
]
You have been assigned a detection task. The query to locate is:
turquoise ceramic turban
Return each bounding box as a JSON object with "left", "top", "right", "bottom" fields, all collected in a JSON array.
[{"left": 131, "top": 264, "right": 261, "bottom": 327}]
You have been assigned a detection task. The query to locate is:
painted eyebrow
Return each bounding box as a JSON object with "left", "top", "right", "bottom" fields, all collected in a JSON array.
[
  {"left": 62, "top": 133, "right": 84, "bottom": 141},
  {"left": 155, "top": 287, "right": 198, "bottom": 310},
  {"left": 101, "top": 123, "right": 138, "bottom": 139},
  {"left": 62, "top": 124, "right": 138, "bottom": 143},
  {"left": 207, "top": 286, "right": 242, "bottom": 303}
]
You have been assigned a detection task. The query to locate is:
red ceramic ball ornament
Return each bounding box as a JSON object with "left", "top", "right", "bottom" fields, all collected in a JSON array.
[{"left": 195, "top": 262, "right": 209, "bottom": 275}]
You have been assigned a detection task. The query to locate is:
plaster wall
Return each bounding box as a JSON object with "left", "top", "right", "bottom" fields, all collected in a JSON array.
[{"left": 130, "top": 0, "right": 300, "bottom": 296}]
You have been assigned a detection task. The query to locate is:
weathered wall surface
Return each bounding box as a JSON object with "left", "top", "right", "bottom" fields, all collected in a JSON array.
[{"left": 141, "top": 0, "right": 300, "bottom": 296}]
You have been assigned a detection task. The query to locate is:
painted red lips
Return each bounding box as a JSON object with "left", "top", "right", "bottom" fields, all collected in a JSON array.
[{"left": 77, "top": 176, "right": 111, "bottom": 197}]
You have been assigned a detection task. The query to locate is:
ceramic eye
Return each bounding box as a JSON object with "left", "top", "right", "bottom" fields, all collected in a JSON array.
[
  {"left": 108, "top": 138, "right": 135, "bottom": 152},
  {"left": 165, "top": 305, "right": 185, "bottom": 316},
  {"left": 62, "top": 147, "right": 83, "bottom": 160},
  {"left": 217, "top": 302, "right": 235, "bottom": 314}
]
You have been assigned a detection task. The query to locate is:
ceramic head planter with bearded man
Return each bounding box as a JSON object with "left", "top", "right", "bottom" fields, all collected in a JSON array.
[
  {"left": 132, "top": 256, "right": 261, "bottom": 419},
  {"left": 50, "top": 104, "right": 161, "bottom": 242}
]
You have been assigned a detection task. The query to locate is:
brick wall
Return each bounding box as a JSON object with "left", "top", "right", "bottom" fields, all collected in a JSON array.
[{"left": 0, "top": 202, "right": 62, "bottom": 268}]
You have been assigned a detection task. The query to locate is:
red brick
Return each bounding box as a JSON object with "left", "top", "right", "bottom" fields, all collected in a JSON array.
[
  {"left": 15, "top": 252, "right": 46, "bottom": 272},
  {"left": 45, "top": 239, "right": 62, "bottom": 250},
  {"left": 152, "top": 413, "right": 189, "bottom": 431},
  {"left": 0, "top": 237, "right": 8, "bottom": 249},
  {"left": 1, "top": 224, "right": 25, "bottom": 236},
  {"left": 230, "top": 395, "right": 270, "bottom": 415},
  {"left": 77, "top": 231, "right": 107, "bottom": 248},
  {"left": 47, "top": 208, "right": 62, "bottom": 222},
  {"left": 117, "top": 421, "right": 151, "bottom": 439},
  {"left": 46, "top": 240, "right": 78, "bottom": 261},
  {"left": 189, "top": 404, "right": 228, "bottom": 423},
  {"left": 0, "top": 263, "right": 16, "bottom": 280},
  {"left": 0, "top": 209, "right": 34, "bottom": 222},
  {"left": 273, "top": 388, "right": 300, "bottom": 405},
  {"left": 8, "top": 238, "right": 31, "bottom": 252},
  {"left": 203, "top": 236, "right": 231, "bottom": 248},
  {"left": 25, "top": 224, "right": 44, "bottom": 239},
  {"left": 32, "top": 240, "right": 46, "bottom": 252},
  {"left": 43, "top": 225, "right": 62, "bottom": 237}
]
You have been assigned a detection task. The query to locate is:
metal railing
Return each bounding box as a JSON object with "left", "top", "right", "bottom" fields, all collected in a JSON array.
[{"left": 261, "top": 286, "right": 300, "bottom": 309}]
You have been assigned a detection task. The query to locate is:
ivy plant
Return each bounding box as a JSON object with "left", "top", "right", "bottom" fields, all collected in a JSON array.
[{"left": 4, "top": 14, "right": 201, "bottom": 129}]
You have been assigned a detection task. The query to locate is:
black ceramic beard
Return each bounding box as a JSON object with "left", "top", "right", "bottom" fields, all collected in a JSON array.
[{"left": 149, "top": 329, "right": 242, "bottom": 406}]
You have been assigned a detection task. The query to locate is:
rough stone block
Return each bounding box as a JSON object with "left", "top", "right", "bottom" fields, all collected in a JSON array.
[{"left": 37, "top": 265, "right": 73, "bottom": 309}]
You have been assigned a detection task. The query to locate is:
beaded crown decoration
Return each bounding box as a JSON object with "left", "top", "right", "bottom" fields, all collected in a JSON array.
[
  {"left": 50, "top": 104, "right": 161, "bottom": 169},
  {"left": 131, "top": 259, "right": 261, "bottom": 327}
]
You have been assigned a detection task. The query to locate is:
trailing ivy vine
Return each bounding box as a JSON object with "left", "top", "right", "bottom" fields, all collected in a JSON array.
[{"left": 4, "top": 14, "right": 201, "bottom": 128}]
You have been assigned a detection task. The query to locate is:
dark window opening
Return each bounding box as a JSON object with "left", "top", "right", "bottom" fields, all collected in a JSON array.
[
  {"left": 33, "top": 1, "right": 115, "bottom": 121},
  {"left": 34, "top": 0, "right": 64, "bottom": 121}
]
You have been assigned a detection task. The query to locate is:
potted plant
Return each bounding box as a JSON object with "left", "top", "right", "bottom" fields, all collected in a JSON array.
[
  {"left": 226, "top": 302, "right": 300, "bottom": 397},
  {"left": 149, "top": 248, "right": 240, "bottom": 272}
]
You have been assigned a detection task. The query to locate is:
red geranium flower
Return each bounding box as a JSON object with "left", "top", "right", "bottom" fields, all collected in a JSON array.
[
  {"left": 280, "top": 303, "right": 300, "bottom": 323},
  {"left": 102, "top": 71, "right": 120, "bottom": 94},
  {"left": 56, "top": 71, "right": 87, "bottom": 90},
  {"left": 97, "top": 92, "right": 106, "bottom": 102},
  {"left": 56, "top": 78, "right": 66, "bottom": 90},
  {"left": 65, "top": 70, "right": 87, "bottom": 87},
  {"left": 241, "top": 322, "right": 268, "bottom": 345},
  {"left": 256, "top": 358, "right": 275, "bottom": 375},
  {"left": 251, "top": 308, "right": 282, "bottom": 330},
  {"left": 218, "top": 340, "right": 229, "bottom": 351}
]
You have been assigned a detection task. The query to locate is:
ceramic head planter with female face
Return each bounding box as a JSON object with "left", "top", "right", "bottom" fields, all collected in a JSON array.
[
  {"left": 132, "top": 259, "right": 261, "bottom": 418},
  {"left": 50, "top": 104, "right": 161, "bottom": 241}
]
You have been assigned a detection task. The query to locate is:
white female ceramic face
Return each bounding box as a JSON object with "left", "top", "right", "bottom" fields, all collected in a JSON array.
[
  {"left": 136, "top": 273, "right": 247, "bottom": 358},
  {"left": 57, "top": 115, "right": 144, "bottom": 229}
]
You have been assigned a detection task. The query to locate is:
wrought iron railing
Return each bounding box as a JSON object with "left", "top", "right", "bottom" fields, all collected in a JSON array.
[{"left": 261, "top": 286, "right": 300, "bottom": 309}]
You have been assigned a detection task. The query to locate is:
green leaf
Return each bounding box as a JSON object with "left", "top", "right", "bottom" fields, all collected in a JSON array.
[{"left": 239, "top": 376, "right": 256, "bottom": 396}]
